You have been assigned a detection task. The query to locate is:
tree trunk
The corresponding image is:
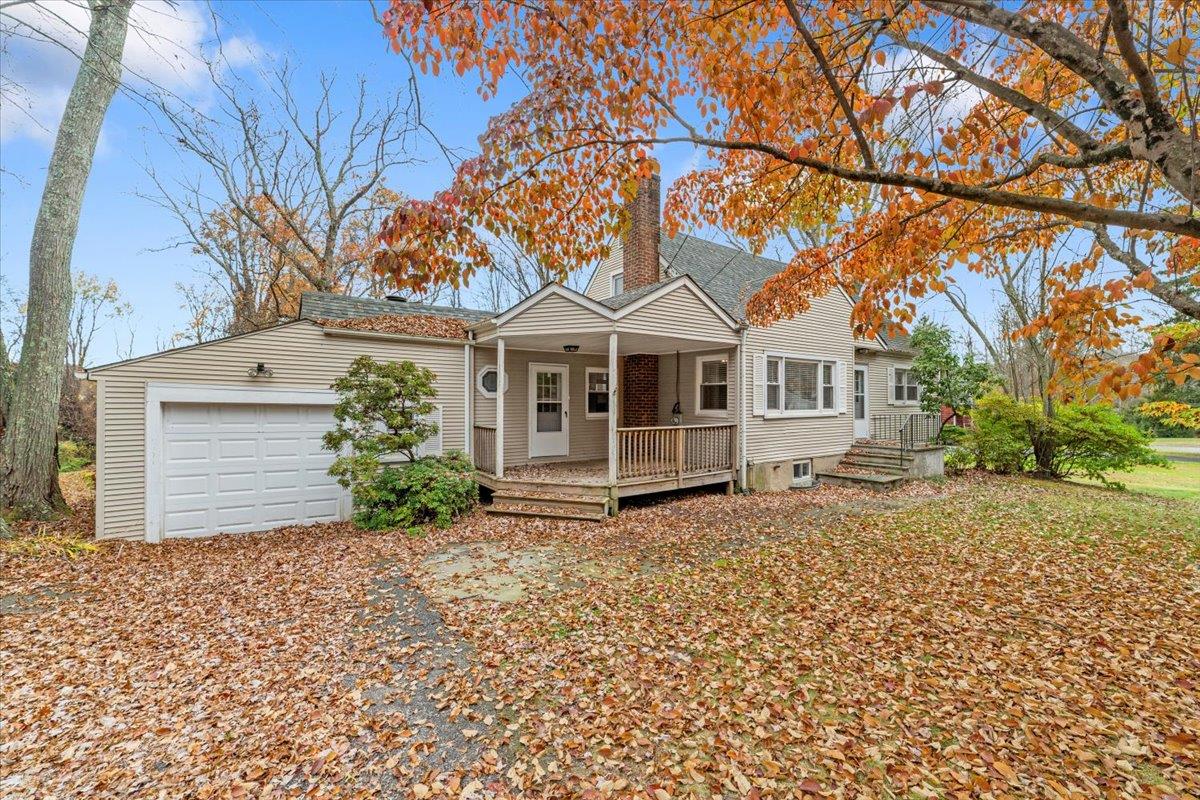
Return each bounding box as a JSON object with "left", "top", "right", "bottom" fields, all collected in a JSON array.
[{"left": 0, "top": 0, "right": 133, "bottom": 520}]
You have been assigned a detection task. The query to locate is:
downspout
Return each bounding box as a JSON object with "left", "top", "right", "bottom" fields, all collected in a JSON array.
[{"left": 738, "top": 325, "right": 748, "bottom": 491}]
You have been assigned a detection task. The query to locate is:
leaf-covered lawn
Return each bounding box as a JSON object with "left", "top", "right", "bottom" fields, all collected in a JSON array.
[{"left": 2, "top": 475, "right": 1197, "bottom": 798}]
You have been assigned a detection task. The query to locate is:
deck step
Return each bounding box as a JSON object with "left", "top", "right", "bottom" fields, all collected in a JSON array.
[
  {"left": 485, "top": 506, "right": 608, "bottom": 522},
  {"left": 486, "top": 491, "right": 610, "bottom": 522}
]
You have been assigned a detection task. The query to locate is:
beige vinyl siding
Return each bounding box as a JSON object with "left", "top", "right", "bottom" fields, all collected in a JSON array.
[
  {"left": 473, "top": 348, "right": 610, "bottom": 466},
  {"left": 858, "top": 351, "right": 921, "bottom": 417},
  {"left": 744, "top": 292, "right": 857, "bottom": 463},
  {"left": 616, "top": 285, "right": 739, "bottom": 345},
  {"left": 93, "top": 321, "right": 466, "bottom": 540},
  {"left": 584, "top": 246, "right": 624, "bottom": 301},
  {"left": 657, "top": 350, "right": 738, "bottom": 425},
  {"left": 500, "top": 292, "right": 613, "bottom": 336}
]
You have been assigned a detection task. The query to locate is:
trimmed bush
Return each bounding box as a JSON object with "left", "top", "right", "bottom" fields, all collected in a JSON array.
[
  {"left": 964, "top": 392, "right": 1034, "bottom": 473},
  {"left": 1047, "top": 403, "right": 1165, "bottom": 486},
  {"left": 352, "top": 452, "right": 478, "bottom": 533},
  {"left": 964, "top": 391, "right": 1165, "bottom": 484}
]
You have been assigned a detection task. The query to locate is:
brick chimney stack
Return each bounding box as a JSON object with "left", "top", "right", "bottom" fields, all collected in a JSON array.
[
  {"left": 620, "top": 165, "right": 661, "bottom": 427},
  {"left": 622, "top": 168, "right": 661, "bottom": 291}
]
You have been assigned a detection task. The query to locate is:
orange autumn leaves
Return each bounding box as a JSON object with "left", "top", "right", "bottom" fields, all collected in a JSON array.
[{"left": 377, "top": 0, "right": 1200, "bottom": 402}]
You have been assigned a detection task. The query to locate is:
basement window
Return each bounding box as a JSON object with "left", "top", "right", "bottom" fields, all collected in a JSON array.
[{"left": 792, "top": 459, "right": 813, "bottom": 488}]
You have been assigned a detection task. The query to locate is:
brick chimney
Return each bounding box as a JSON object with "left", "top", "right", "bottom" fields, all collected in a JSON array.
[
  {"left": 622, "top": 169, "right": 661, "bottom": 291},
  {"left": 621, "top": 167, "right": 661, "bottom": 427}
]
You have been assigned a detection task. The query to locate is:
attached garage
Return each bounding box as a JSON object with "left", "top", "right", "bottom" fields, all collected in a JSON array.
[
  {"left": 159, "top": 401, "right": 347, "bottom": 538},
  {"left": 87, "top": 303, "right": 478, "bottom": 543}
]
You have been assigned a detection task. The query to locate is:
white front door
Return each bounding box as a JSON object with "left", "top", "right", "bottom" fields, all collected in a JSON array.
[
  {"left": 528, "top": 363, "right": 569, "bottom": 458},
  {"left": 853, "top": 366, "right": 869, "bottom": 439}
]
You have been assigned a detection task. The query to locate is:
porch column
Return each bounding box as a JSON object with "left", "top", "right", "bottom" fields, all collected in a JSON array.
[
  {"left": 495, "top": 337, "right": 505, "bottom": 478},
  {"left": 607, "top": 332, "right": 618, "bottom": 485},
  {"left": 463, "top": 340, "right": 473, "bottom": 459}
]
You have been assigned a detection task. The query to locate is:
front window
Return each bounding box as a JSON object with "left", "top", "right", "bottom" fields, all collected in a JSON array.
[
  {"left": 767, "top": 356, "right": 838, "bottom": 413},
  {"left": 894, "top": 368, "right": 920, "bottom": 403},
  {"left": 586, "top": 368, "right": 609, "bottom": 417},
  {"left": 610, "top": 273, "right": 624, "bottom": 296},
  {"left": 698, "top": 357, "right": 728, "bottom": 412}
]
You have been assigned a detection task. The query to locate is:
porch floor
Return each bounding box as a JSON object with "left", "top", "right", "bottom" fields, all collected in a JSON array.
[{"left": 498, "top": 459, "right": 610, "bottom": 486}]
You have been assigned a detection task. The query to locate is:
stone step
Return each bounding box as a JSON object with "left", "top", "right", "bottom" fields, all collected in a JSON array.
[
  {"left": 847, "top": 445, "right": 913, "bottom": 460},
  {"left": 816, "top": 471, "right": 905, "bottom": 491},
  {"left": 839, "top": 456, "right": 910, "bottom": 474}
]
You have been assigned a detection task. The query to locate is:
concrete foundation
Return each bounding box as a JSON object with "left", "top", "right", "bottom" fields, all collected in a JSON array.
[
  {"left": 745, "top": 454, "right": 842, "bottom": 492},
  {"left": 907, "top": 445, "right": 945, "bottom": 478}
]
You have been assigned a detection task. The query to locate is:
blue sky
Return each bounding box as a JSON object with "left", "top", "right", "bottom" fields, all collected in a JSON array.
[{"left": 1, "top": 0, "right": 976, "bottom": 366}]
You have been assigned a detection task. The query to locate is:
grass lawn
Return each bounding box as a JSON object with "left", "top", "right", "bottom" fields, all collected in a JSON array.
[
  {"left": 2, "top": 475, "right": 1198, "bottom": 798},
  {"left": 1152, "top": 437, "right": 1200, "bottom": 457},
  {"left": 1072, "top": 459, "right": 1200, "bottom": 501}
]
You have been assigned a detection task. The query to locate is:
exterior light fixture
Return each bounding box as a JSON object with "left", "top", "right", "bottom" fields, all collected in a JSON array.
[
  {"left": 562, "top": 344, "right": 580, "bottom": 353},
  {"left": 247, "top": 362, "right": 274, "bottom": 377}
]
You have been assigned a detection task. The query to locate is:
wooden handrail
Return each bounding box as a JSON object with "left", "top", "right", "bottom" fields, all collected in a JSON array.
[
  {"left": 472, "top": 425, "right": 497, "bottom": 474},
  {"left": 617, "top": 423, "right": 735, "bottom": 483}
]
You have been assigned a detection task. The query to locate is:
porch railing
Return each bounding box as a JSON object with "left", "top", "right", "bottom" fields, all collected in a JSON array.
[
  {"left": 617, "top": 423, "right": 736, "bottom": 483},
  {"left": 472, "top": 425, "right": 497, "bottom": 474},
  {"left": 869, "top": 412, "right": 939, "bottom": 453}
]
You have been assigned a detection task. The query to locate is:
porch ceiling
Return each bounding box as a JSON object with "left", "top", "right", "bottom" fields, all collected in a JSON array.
[{"left": 474, "top": 329, "right": 733, "bottom": 355}]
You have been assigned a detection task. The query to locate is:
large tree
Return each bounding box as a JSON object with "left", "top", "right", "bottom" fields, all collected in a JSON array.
[
  {"left": 151, "top": 68, "right": 436, "bottom": 334},
  {"left": 0, "top": 0, "right": 132, "bottom": 520},
  {"left": 376, "top": 0, "right": 1199, "bottom": 408}
]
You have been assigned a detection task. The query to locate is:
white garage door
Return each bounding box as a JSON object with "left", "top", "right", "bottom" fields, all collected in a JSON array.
[{"left": 161, "top": 402, "right": 348, "bottom": 538}]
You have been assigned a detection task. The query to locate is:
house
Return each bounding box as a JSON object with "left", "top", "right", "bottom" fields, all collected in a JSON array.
[{"left": 86, "top": 172, "right": 937, "bottom": 541}]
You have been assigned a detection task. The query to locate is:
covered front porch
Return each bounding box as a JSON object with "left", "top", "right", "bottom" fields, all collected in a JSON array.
[{"left": 464, "top": 279, "right": 744, "bottom": 517}]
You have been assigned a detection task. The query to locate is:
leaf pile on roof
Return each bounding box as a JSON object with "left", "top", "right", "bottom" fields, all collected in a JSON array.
[{"left": 317, "top": 313, "right": 469, "bottom": 340}]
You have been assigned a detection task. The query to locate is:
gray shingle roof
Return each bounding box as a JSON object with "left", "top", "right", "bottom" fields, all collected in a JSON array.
[
  {"left": 657, "top": 233, "right": 789, "bottom": 318},
  {"left": 600, "top": 279, "right": 673, "bottom": 310},
  {"left": 299, "top": 292, "right": 493, "bottom": 323}
]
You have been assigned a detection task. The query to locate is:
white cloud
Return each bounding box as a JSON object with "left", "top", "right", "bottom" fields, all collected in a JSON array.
[{"left": 0, "top": 0, "right": 264, "bottom": 144}]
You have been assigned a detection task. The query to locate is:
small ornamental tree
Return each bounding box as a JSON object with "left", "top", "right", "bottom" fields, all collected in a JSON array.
[
  {"left": 323, "top": 356, "right": 439, "bottom": 501},
  {"left": 909, "top": 320, "right": 994, "bottom": 422}
]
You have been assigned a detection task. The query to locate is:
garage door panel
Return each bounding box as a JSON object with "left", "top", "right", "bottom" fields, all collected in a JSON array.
[
  {"left": 216, "top": 471, "right": 257, "bottom": 494},
  {"left": 165, "top": 439, "right": 212, "bottom": 463},
  {"left": 161, "top": 402, "right": 348, "bottom": 538},
  {"left": 166, "top": 404, "right": 215, "bottom": 430},
  {"left": 218, "top": 406, "right": 258, "bottom": 427},
  {"left": 217, "top": 438, "right": 258, "bottom": 460},
  {"left": 303, "top": 498, "right": 340, "bottom": 520},
  {"left": 164, "top": 509, "right": 209, "bottom": 536},
  {"left": 165, "top": 474, "right": 209, "bottom": 498}
]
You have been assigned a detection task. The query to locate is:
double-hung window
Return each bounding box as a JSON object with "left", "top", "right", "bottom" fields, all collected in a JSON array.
[
  {"left": 697, "top": 356, "right": 728, "bottom": 413},
  {"left": 610, "top": 273, "right": 624, "bottom": 296},
  {"left": 893, "top": 367, "right": 920, "bottom": 403},
  {"left": 585, "top": 368, "right": 609, "bottom": 418},
  {"left": 765, "top": 356, "right": 838, "bottom": 414}
]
